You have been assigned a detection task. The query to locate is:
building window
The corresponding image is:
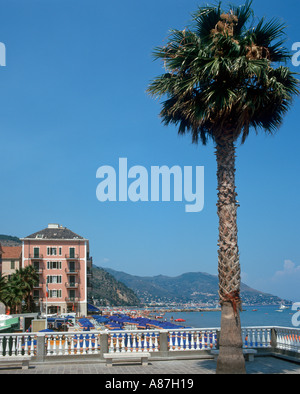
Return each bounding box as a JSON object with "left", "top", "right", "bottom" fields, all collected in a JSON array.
[
  {"left": 33, "top": 247, "right": 40, "bottom": 258},
  {"left": 69, "top": 248, "right": 75, "bottom": 258},
  {"left": 47, "top": 261, "right": 62, "bottom": 270},
  {"left": 10, "top": 260, "right": 15, "bottom": 270},
  {"left": 47, "top": 247, "right": 57, "bottom": 256},
  {"left": 59, "top": 247, "right": 62, "bottom": 256},
  {"left": 69, "top": 261, "right": 76, "bottom": 272},
  {"left": 49, "top": 289, "right": 62, "bottom": 298},
  {"left": 47, "top": 275, "right": 62, "bottom": 284}
]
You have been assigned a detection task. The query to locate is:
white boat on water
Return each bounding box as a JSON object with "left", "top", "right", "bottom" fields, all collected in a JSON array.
[
  {"left": 276, "top": 304, "right": 289, "bottom": 312},
  {"left": 280, "top": 304, "right": 289, "bottom": 310}
]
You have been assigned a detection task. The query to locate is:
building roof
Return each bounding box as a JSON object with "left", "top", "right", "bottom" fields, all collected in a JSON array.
[
  {"left": 2, "top": 246, "right": 22, "bottom": 260},
  {"left": 23, "top": 224, "right": 85, "bottom": 240}
]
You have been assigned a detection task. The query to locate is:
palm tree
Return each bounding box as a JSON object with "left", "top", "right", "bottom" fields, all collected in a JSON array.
[
  {"left": 0, "top": 274, "right": 8, "bottom": 305},
  {"left": 2, "top": 274, "right": 24, "bottom": 314},
  {"left": 1, "top": 266, "right": 39, "bottom": 314},
  {"left": 18, "top": 266, "right": 39, "bottom": 312},
  {"left": 147, "top": 0, "right": 299, "bottom": 374}
]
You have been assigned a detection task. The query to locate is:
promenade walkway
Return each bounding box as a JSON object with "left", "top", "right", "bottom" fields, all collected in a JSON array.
[{"left": 1, "top": 356, "right": 300, "bottom": 374}]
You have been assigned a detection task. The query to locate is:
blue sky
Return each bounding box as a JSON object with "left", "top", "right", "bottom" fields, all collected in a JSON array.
[{"left": 0, "top": 0, "right": 299, "bottom": 301}]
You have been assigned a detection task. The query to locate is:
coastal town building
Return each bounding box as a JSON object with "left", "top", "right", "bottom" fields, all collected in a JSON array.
[
  {"left": 1, "top": 246, "right": 22, "bottom": 278},
  {"left": 21, "top": 224, "right": 92, "bottom": 316}
]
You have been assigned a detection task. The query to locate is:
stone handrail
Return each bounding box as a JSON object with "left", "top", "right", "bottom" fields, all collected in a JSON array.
[{"left": 0, "top": 326, "right": 299, "bottom": 361}]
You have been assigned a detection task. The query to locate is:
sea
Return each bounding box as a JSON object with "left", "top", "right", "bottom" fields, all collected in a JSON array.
[{"left": 162, "top": 305, "right": 298, "bottom": 329}]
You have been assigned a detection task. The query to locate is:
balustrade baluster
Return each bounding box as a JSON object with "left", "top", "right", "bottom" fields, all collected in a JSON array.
[
  {"left": 115, "top": 334, "right": 120, "bottom": 353},
  {"left": 180, "top": 332, "right": 184, "bottom": 351},
  {"left": 169, "top": 332, "right": 174, "bottom": 351},
  {"left": 266, "top": 329, "right": 271, "bottom": 347},
  {"left": 131, "top": 333, "right": 135, "bottom": 352},
  {"left": 127, "top": 333, "right": 132, "bottom": 352},
  {"left": 24, "top": 336, "right": 29, "bottom": 356},
  {"left": 201, "top": 331, "right": 205, "bottom": 349},
  {"left": 17, "top": 336, "right": 22, "bottom": 356},
  {"left": 11, "top": 335, "right": 16, "bottom": 356},
  {"left": 154, "top": 332, "right": 159, "bottom": 352},
  {"left": 212, "top": 330, "right": 217, "bottom": 349},
  {"left": 58, "top": 335, "right": 63, "bottom": 355},
  {"left": 52, "top": 335, "right": 57, "bottom": 355},
  {"left": 109, "top": 334, "right": 114, "bottom": 353},
  {"left": 257, "top": 329, "right": 261, "bottom": 347},
  {"left": 96, "top": 334, "right": 100, "bottom": 354},
  {"left": 4, "top": 335, "right": 9, "bottom": 356},
  {"left": 121, "top": 333, "right": 126, "bottom": 353},
  {"left": 195, "top": 331, "right": 200, "bottom": 350},
  {"left": 137, "top": 333, "right": 142, "bottom": 352},
  {"left": 174, "top": 331, "right": 179, "bottom": 351},
  {"left": 64, "top": 335, "right": 69, "bottom": 355},
  {"left": 47, "top": 335, "right": 51, "bottom": 356},
  {"left": 88, "top": 334, "right": 93, "bottom": 354},
  {"left": 30, "top": 335, "right": 35, "bottom": 356},
  {"left": 148, "top": 333, "right": 153, "bottom": 352},
  {"left": 70, "top": 335, "right": 75, "bottom": 355},
  {"left": 261, "top": 329, "right": 266, "bottom": 348}
]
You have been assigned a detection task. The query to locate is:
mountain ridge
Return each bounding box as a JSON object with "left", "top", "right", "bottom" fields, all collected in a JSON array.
[
  {"left": 90, "top": 265, "right": 142, "bottom": 306},
  {"left": 103, "top": 267, "right": 288, "bottom": 305}
]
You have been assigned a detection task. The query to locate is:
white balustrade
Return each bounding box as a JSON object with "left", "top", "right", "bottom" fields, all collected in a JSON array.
[
  {"left": 108, "top": 330, "right": 160, "bottom": 353},
  {"left": 44, "top": 332, "right": 101, "bottom": 356},
  {"left": 0, "top": 333, "right": 36, "bottom": 357},
  {"left": 242, "top": 327, "right": 272, "bottom": 349},
  {"left": 168, "top": 329, "right": 217, "bottom": 351},
  {"left": 275, "top": 327, "right": 300, "bottom": 353},
  {"left": 1, "top": 326, "right": 299, "bottom": 360}
]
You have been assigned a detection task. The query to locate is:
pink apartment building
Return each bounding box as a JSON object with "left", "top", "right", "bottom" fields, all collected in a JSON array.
[{"left": 21, "top": 224, "right": 92, "bottom": 316}]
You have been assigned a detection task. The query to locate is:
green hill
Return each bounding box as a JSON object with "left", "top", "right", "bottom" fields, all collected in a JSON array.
[
  {"left": 0, "top": 234, "right": 21, "bottom": 246},
  {"left": 90, "top": 265, "right": 141, "bottom": 306}
]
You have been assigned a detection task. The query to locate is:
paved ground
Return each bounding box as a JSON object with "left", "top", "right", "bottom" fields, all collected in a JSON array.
[{"left": 0, "top": 356, "right": 300, "bottom": 374}]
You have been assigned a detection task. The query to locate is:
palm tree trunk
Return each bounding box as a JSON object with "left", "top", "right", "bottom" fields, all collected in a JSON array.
[{"left": 215, "top": 135, "right": 246, "bottom": 374}]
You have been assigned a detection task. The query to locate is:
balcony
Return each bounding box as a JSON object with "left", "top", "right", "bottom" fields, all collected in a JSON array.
[
  {"left": 65, "top": 268, "right": 79, "bottom": 275},
  {"left": 65, "top": 282, "right": 79, "bottom": 289},
  {"left": 33, "top": 282, "right": 43, "bottom": 289},
  {"left": 65, "top": 254, "right": 79, "bottom": 260},
  {"left": 29, "top": 254, "right": 44, "bottom": 260},
  {"left": 65, "top": 297, "right": 79, "bottom": 303}
]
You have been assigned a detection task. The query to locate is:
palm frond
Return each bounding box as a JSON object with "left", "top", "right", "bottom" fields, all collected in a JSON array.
[
  {"left": 230, "top": 0, "right": 254, "bottom": 36},
  {"left": 147, "top": 1, "right": 300, "bottom": 145},
  {"left": 192, "top": 2, "right": 222, "bottom": 40}
]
